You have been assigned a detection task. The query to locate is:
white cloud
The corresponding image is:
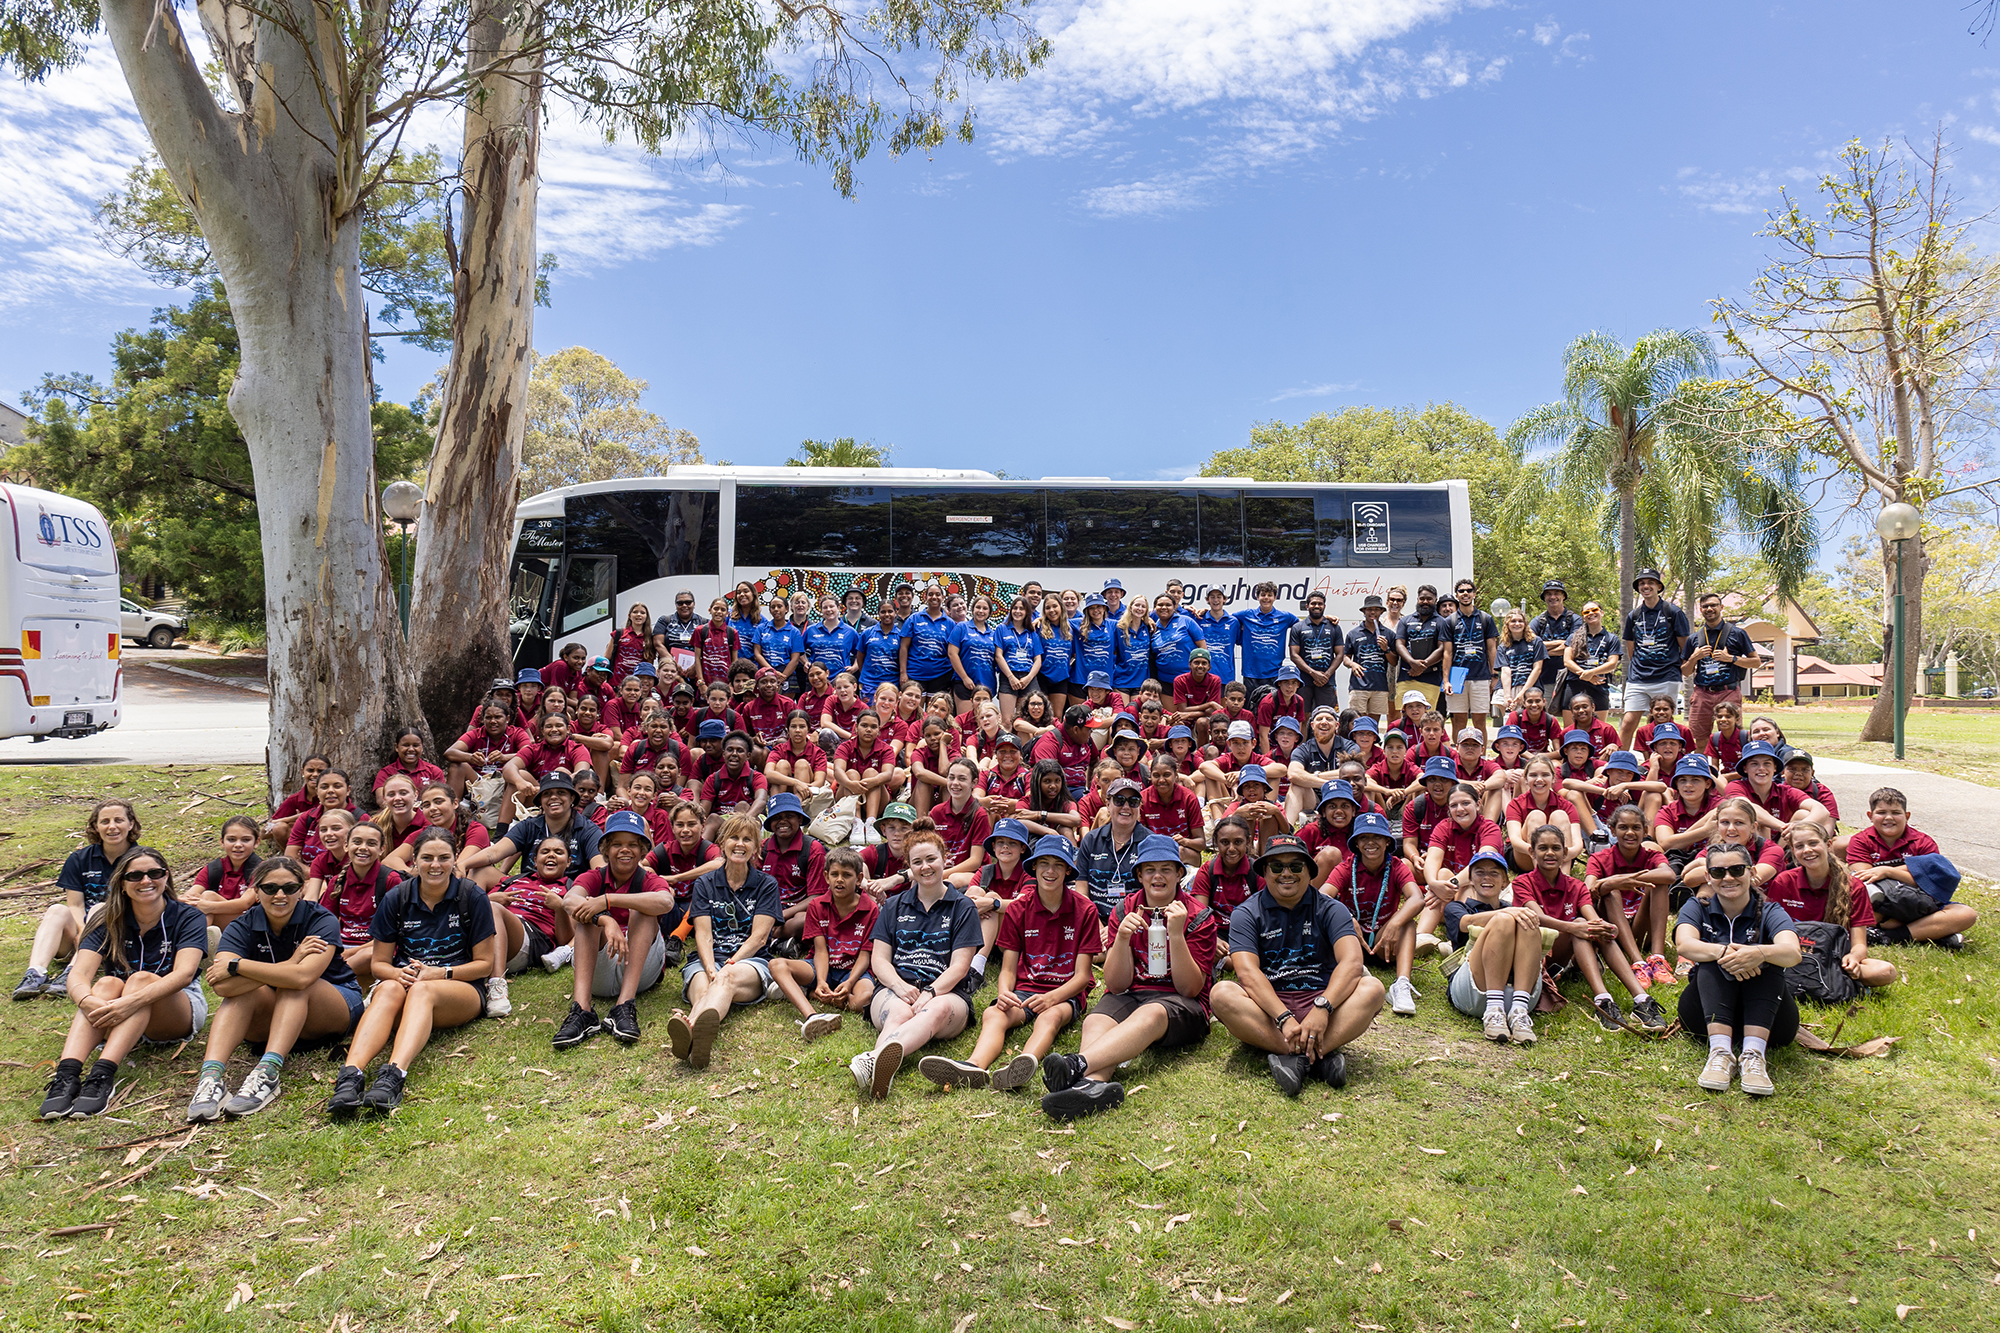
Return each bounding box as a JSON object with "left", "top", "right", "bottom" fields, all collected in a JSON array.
[
  {"left": 1532, "top": 20, "right": 1559, "bottom": 46},
  {"left": 981, "top": 0, "right": 1498, "bottom": 216},
  {"left": 1676, "top": 164, "right": 1816, "bottom": 215},
  {"left": 535, "top": 113, "right": 752, "bottom": 271},
  {"left": 0, "top": 43, "right": 161, "bottom": 314},
  {"left": 1269, "top": 381, "right": 1361, "bottom": 402}
]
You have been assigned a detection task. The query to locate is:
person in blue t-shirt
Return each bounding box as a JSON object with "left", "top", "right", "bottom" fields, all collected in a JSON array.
[
  {"left": 757, "top": 594, "right": 811, "bottom": 689},
  {"left": 727, "top": 585, "right": 769, "bottom": 662},
  {"left": 1209, "top": 833, "right": 1385, "bottom": 1095},
  {"left": 899, "top": 582, "right": 959, "bottom": 694},
  {"left": 948, "top": 596, "right": 1002, "bottom": 705},
  {"left": 1072, "top": 594, "right": 1126, "bottom": 684},
  {"left": 1233, "top": 582, "right": 1300, "bottom": 690},
  {"left": 17, "top": 797, "right": 141, "bottom": 1001},
  {"left": 857, "top": 602, "right": 904, "bottom": 702},
  {"left": 1194, "top": 588, "right": 1240, "bottom": 684},
  {"left": 993, "top": 599, "right": 1046, "bottom": 726},
  {"left": 803, "top": 597, "right": 861, "bottom": 680},
  {"left": 1149, "top": 593, "right": 1206, "bottom": 683}
]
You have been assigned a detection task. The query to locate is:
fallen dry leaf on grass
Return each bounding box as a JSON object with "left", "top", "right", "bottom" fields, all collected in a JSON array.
[
  {"left": 1101, "top": 1318, "right": 1137, "bottom": 1331},
  {"left": 952, "top": 1316, "right": 977, "bottom": 1333},
  {"left": 222, "top": 1282, "right": 253, "bottom": 1313}
]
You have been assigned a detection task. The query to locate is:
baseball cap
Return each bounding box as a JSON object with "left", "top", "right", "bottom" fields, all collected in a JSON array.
[
  {"left": 600, "top": 810, "right": 653, "bottom": 849},
  {"left": 588, "top": 656, "right": 612, "bottom": 673},
  {"left": 878, "top": 801, "right": 917, "bottom": 826},
  {"left": 1467, "top": 847, "right": 1510, "bottom": 873},
  {"left": 531, "top": 772, "right": 577, "bottom": 805},
  {"left": 1226, "top": 720, "right": 1254, "bottom": 741},
  {"left": 1189, "top": 647, "right": 1211, "bottom": 662},
  {"left": 1310, "top": 705, "right": 1339, "bottom": 721},
  {"left": 1456, "top": 728, "right": 1486, "bottom": 744},
  {"left": 1382, "top": 729, "right": 1409, "bottom": 746},
  {"left": 1786, "top": 750, "right": 1816, "bottom": 768},
  {"left": 1253, "top": 833, "right": 1313, "bottom": 874},
  {"left": 1107, "top": 778, "right": 1146, "bottom": 800},
  {"left": 993, "top": 731, "right": 1021, "bottom": 749},
  {"left": 1402, "top": 690, "right": 1427, "bottom": 706},
  {"left": 489, "top": 676, "right": 514, "bottom": 691}
]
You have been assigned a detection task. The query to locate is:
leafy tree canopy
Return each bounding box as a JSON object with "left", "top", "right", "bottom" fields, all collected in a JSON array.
[
  {"left": 521, "top": 345, "right": 702, "bottom": 496},
  {"left": 9, "top": 285, "right": 429, "bottom": 615},
  {"left": 788, "top": 437, "right": 892, "bottom": 468}
]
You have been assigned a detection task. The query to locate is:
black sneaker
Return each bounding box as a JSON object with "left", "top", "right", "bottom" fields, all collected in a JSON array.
[
  {"left": 362, "top": 1066, "right": 406, "bottom": 1113},
  {"left": 69, "top": 1064, "right": 118, "bottom": 1118},
  {"left": 1313, "top": 1049, "right": 1348, "bottom": 1089},
  {"left": 1629, "top": 995, "right": 1669, "bottom": 1032},
  {"left": 39, "top": 1066, "right": 81, "bottom": 1120},
  {"left": 1934, "top": 932, "right": 1966, "bottom": 951},
  {"left": 1593, "top": 995, "right": 1626, "bottom": 1033},
  {"left": 326, "top": 1066, "right": 366, "bottom": 1118},
  {"left": 1041, "top": 1077, "right": 1125, "bottom": 1120},
  {"left": 1866, "top": 926, "right": 1891, "bottom": 948},
  {"left": 662, "top": 935, "right": 685, "bottom": 967},
  {"left": 772, "top": 936, "right": 802, "bottom": 961},
  {"left": 1266, "top": 1052, "right": 1309, "bottom": 1098},
  {"left": 1040, "top": 1051, "right": 1087, "bottom": 1093},
  {"left": 553, "top": 1002, "right": 601, "bottom": 1049},
  {"left": 605, "top": 1000, "right": 641, "bottom": 1045}
]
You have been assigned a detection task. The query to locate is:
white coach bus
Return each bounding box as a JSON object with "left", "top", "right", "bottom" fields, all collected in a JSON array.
[
  {"left": 0, "top": 484, "right": 123, "bottom": 739},
  {"left": 506, "top": 467, "right": 1473, "bottom": 668}
]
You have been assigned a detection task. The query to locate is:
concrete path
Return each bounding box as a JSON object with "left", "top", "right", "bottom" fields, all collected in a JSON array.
[
  {"left": 1814, "top": 757, "right": 2000, "bottom": 880},
  {"left": 0, "top": 662, "right": 268, "bottom": 767}
]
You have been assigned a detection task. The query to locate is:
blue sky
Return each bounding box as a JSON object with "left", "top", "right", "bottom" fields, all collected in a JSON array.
[{"left": 4, "top": 0, "right": 1997, "bottom": 524}]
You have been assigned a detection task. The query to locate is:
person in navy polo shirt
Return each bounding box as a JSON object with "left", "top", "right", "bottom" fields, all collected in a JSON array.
[
  {"left": 1619, "top": 569, "right": 1691, "bottom": 749},
  {"left": 919, "top": 835, "right": 1104, "bottom": 1092},
  {"left": 853, "top": 820, "right": 984, "bottom": 1098},
  {"left": 1290, "top": 590, "right": 1345, "bottom": 715},
  {"left": 190, "top": 856, "right": 363, "bottom": 1123},
  {"left": 673, "top": 813, "right": 784, "bottom": 1071},
  {"left": 466, "top": 772, "right": 605, "bottom": 881},
  {"left": 1394, "top": 584, "right": 1449, "bottom": 709},
  {"left": 1076, "top": 779, "right": 1152, "bottom": 924},
  {"left": 1211, "top": 833, "right": 1384, "bottom": 1096},
  {"left": 18, "top": 797, "right": 141, "bottom": 1001},
  {"left": 1040, "top": 834, "right": 1218, "bottom": 1119},
  {"left": 1673, "top": 841, "right": 1803, "bottom": 1097},
  {"left": 328, "top": 828, "right": 497, "bottom": 1118},
  {"left": 1343, "top": 595, "right": 1396, "bottom": 723}
]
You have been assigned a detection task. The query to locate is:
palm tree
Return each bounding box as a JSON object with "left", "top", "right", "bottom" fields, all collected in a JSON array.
[
  {"left": 1628, "top": 389, "right": 1819, "bottom": 611},
  {"left": 1506, "top": 329, "right": 1719, "bottom": 623},
  {"left": 787, "top": 436, "right": 890, "bottom": 468}
]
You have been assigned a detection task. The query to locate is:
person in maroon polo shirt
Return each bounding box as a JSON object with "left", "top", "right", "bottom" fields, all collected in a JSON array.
[
  {"left": 772, "top": 847, "right": 877, "bottom": 1036},
  {"left": 756, "top": 793, "right": 827, "bottom": 947},
  {"left": 698, "top": 732, "right": 769, "bottom": 841},
  {"left": 1169, "top": 648, "right": 1223, "bottom": 742}
]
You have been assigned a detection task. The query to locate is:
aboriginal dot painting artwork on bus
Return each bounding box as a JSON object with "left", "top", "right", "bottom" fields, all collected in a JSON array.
[{"left": 752, "top": 570, "right": 1022, "bottom": 611}]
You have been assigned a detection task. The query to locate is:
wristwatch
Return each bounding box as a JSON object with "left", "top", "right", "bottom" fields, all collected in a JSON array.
[
  {"left": 227, "top": 958, "right": 241, "bottom": 976},
  {"left": 1311, "top": 995, "right": 1333, "bottom": 1012}
]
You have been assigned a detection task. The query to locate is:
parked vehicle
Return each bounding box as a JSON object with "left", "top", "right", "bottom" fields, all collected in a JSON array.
[
  {"left": 0, "top": 485, "right": 121, "bottom": 740},
  {"left": 121, "top": 597, "right": 185, "bottom": 649}
]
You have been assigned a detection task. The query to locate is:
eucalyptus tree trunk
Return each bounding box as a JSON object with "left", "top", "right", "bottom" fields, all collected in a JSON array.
[
  {"left": 407, "top": 4, "right": 543, "bottom": 744},
  {"left": 105, "top": 0, "right": 429, "bottom": 797},
  {"left": 1859, "top": 531, "right": 1928, "bottom": 741}
]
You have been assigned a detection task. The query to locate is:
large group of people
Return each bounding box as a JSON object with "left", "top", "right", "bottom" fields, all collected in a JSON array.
[{"left": 18, "top": 568, "right": 1976, "bottom": 1123}]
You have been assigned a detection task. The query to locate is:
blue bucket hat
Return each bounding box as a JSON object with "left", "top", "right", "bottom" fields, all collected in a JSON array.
[
  {"left": 697, "top": 718, "right": 729, "bottom": 740},
  {"left": 1350, "top": 716, "right": 1380, "bottom": 736},
  {"left": 1603, "top": 750, "right": 1644, "bottom": 776},
  {"left": 1494, "top": 724, "right": 1525, "bottom": 744},
  {"left": 1274, "top": 715, "right": 1304, "bottom": 735},
  {"left": 1082, "top": 593, "right": 1108, "bottom": 610},
  {"left": 1422, "top": 756, "right": 1457, "bottom": 781},
  {"left": 1236, "top": 763, "right": 1271, "bottom": 789},
  {"left": 1085, "top": 670, "right": 1113, "bottom": 689},
  {"left": 1102, "top": 578, "right": 1124, "bottom": 592},
  {"left": 600, "top": 809, "right": 653, "bottom": 849},
  {"left": 1166, "top": 724, "right": 1194, "bottom": 741},
  {"left": 1735, "top": 739, "right": 1781, "bottom": 775},
  {"left": 1561, "top": 729, "right": 1593, "bottom": 749},
  {"left": 1026, "top": 835, "right": 1077, "bottom": 872},
  {"left": 985, "top": 818, "right": 1034, "bottom": 853},
  {"left": 762, "top": 792, "right": 806, "bottom": 827},
  {"left": 1673, "top": 755, "right": 1715, "bottom": 781},
  {"left": 1350, "top": 812, "right": 1396, "bottom": 842},
  {"left": 633, "top": 662, "right": 658, "bottom": 679},
  {"left": 1648, "top": 721, "right": 1685, "bottom": 746},
  {"left": 516, "top": 668, "right": 542, "bottom": 685},
  {"left": 1905, "top": 853, "right": 1961, "bottom": 905},
  {"left": 1316, "top": 779, "right": 1358, "bottom": 809},
  {"left": 1273, "top": 663, "right": 1301, "bottom": 682},
  {"left": 1133, "top": 833, "right": 1185, "bottom": 868}
]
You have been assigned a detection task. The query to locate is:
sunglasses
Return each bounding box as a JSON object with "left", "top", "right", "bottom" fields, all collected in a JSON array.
[
  {"left": 1266, "top": 860, "right": 1311, "bottom": 876},
  {"left": 121, "top": 866, "right": 169, "bottom": 883},
  {"left": 1713, "top": 863, "right": 1751, "bottom": 879},
  {"left": 1109, "top": 794, "right": 1142, "bottom": 807},
  {"left": 258, "top": 879, "right": 307, "bottom": 895}
]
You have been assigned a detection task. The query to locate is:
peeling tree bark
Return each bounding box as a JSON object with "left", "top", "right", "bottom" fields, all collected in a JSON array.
[
  {"left": 406, "top": 3, "right": 543, "bottom": 744},
  {"left": 104, "top": 0, "right": 430, "bottom": 798}
]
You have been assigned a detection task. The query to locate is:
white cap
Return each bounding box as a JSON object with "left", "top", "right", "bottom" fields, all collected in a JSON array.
[
  {"left": 1402, "top": 690, "right": 1427, "bottom": 706},
  {"left": 1227, "top": 720, "right": 1254, "bottom": 741}
]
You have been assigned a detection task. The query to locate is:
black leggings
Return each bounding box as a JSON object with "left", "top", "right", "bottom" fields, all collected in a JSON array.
[{"left": 1678, "top": 962, "right": 1798, "bottom": 1047}]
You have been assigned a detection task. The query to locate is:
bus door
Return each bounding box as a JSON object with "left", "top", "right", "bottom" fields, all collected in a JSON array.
[
  {"left": 508, "top": 516, "right": 565, "bottom": 667},
  {"left": 554, "top": 555, "right": 616, "bottom": 658}
]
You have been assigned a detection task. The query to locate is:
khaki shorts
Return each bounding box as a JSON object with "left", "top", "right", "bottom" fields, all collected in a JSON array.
[
  {"left": 1348, "top": 689, "right": 1390, "bottom": 718},
  {"left": 1444, "top": 680, "right": 1493, "bottom": 714}
]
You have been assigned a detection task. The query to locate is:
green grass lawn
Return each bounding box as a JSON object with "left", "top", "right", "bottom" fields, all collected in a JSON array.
[
  {"left": 3, "top": 766, "right": 1998, "bottom": 1332},
  {"left": 1772, "top": 705, "right": 2000, "bottom": 789}
]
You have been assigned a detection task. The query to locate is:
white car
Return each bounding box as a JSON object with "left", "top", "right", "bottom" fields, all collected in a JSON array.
[{"left": 120, "top": 598, "right": 186, "bottom": 649}]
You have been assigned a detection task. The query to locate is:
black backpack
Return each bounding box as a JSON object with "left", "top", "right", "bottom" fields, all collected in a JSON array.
[
  {"left": 1783, "top": 918, "right": 1861, "bottom": 1004},
  {"left": 205, "top": 853, "right": 262, "bottom": 890},
  {"left": 1244, "top": 683, "right": 1276, "bottom": 717}
]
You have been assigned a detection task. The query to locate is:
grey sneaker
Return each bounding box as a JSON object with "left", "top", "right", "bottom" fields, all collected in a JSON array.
[
  {"left": 12, "top": 967, "right": 47, "bottom": 1001},
  {"left": 484, "top": 976, "right": 513, "bottom": 1017},
  {"left": 1737, "top": 1049, "right": 1775, "bottom": 1097},
  {"left": 799, "top": 1012, "right": 842, "bottom": 1043},
  {"left": 849, "top": 1050, "right": 875, "bottom": 1094},
  {"left": 1506, "top": 1009, "right": 1538, "bottom": 1045},
  {"left": 186, "top": 1071, "right": 228, "bottom": 1123},
  {"left": 1592, "top": 995, "right": 1626, "bottom": 1033},
  {"left": 540, "top": 943, "right": 574, "bottom": 974},
  {"left": 1481, "top": 1008, "right": 1509, "bottom": 1042},
  {"left": 1388, "top": 976, "right": 1420, "bottom": 1016},
  {"left": 222, "top": 1063, "right": 283, "bottom": 1118},
  {"left": 917, "top": 1056, "right": 990, "bottom": 1090},
  {"left": 989, "top": 1052, "right": 1038, "bottom": 1091}
]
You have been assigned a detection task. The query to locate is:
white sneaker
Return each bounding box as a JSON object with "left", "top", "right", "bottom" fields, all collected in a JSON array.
[
  {"left": 1482, "top": 1008, "right": 1509, "bottom": 1041},
  {"left": 800, "top": 1012, "right": 842, "bottom": 1043},
  {"left": 1698, "top": 1048, "right": 1737, "bottom": 1093},
  {"left": 1412, "top": 932, "right": 1441, "bottom": 959},
  {"left": 850, "top": 1050, "right": 875, "bottom": 1093},
  {"left": 484, "top": 975, "right": 513, "bottom": 1016},
  {"left": 1737, "top": 1049, "right": 1775, "bottom": 1097},
  {"left": 1436, "top": 936, "right": 1455, "bottom": 959},
  {"left": 540, "top": 943, "right": 575, "bottom": 974},
  {"left": 1388, "top": 976, "right": 1419, "bottom": 1016},
  {"left": 1507, "top": 1009, "right": 1538, "bottom": 1045},
  {"left": 764, "top": 976, "right": 782, "bottom": 1003}
]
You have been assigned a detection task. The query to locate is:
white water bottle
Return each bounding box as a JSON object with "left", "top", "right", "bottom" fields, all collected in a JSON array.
[{"left": 1147, "top": 909, "right": 1169, "bottom": 977}]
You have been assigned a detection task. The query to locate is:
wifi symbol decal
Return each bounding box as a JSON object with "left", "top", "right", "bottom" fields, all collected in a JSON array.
[{"left": 1352, "top": 502, "right": 1392, "bottom": 555}]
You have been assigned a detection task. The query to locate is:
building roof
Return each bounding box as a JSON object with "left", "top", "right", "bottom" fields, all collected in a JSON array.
[{"left": 1751, "top": 654, "right": 1883, "bottom": 690}]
